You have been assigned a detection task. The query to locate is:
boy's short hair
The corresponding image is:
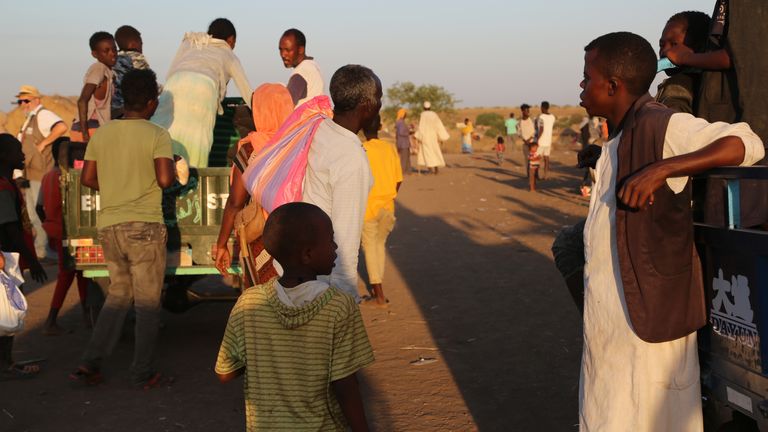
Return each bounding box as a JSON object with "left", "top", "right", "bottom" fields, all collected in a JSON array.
[
  {"left": 541, "top": 101, "right": 550, "bottom": 110},
  {"left": 0, "top": 133, "right": 21, "bottom": 159},
  {"left": 263, "top": 202, "right": 328, "bottom": 263},
  {"left": 115, "top": 25, "right": 141, "bottom": 51},
  {"left": 362, "top": 113, "right": 381, "bottom": 137},
  {"left": 667, "top": 11, "right": 711, "bottom": 53},
  {"left": 121, "top": 69, "right": 159, "bottom": 111},
  {"left": 584, "top": 32, "right": 657, "bottom": 97},
  {"left": 282, "top": 28, "right": 306, "bottom": 48},
  {"left": 510, "top": 113, "right": 515, "bottom": 117},
  {"left": 497, "top": 136, "right": 504, "bottom": 143},
  {"left": 89, "top": 31, "right": 114, "bottom": 51},
  {"left": 329, "top": 65, "right": 379, "bottom": 114},
  {"left": 208, "top": 18, "right": 236, "bottom": 41},
  {"left": 521, "top": 104, "right": 530, "bottom": 111}
]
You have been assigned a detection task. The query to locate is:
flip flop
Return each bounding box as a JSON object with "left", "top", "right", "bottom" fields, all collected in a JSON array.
[
  {"left": 1, "top": 363, "right": 40, "bottom": 380},
  {"left": 138, "top": 372, "right": 174, "bottom": 390},
  {"left": 68, "top": 366, "right": 103, "bottom": 386}
]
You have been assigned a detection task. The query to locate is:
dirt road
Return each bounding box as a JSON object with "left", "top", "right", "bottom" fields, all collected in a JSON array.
[{"left": 0, "top": 147, "right": 588, "bottom": 432}]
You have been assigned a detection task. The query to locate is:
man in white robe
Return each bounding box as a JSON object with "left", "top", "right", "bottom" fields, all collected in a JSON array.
[
  {"left": 415, "top": 101, "right": 449, "bottom": 174},
  {"left": 578, "top": 32, "right": 764, "bottom": 432}
]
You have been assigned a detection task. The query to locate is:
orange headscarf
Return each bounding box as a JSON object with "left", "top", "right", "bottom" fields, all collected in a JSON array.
[
  {"left": 231, "top": 83, "right": 293, "bottom": 183},
  {"left": 241, "top": 83, "right": 294, "bottom": 154},
  {"left": 396, "top": 108, "right": 407, "bottom": 120}
]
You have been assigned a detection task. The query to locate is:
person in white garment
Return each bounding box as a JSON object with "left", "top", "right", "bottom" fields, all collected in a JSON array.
[
  {"left": 536, "top": 101, "right": 556, "bottom": 179},
  {"left": 415, "top": 101, "right": 449, "bottom": 174},
  {"left": 279, "top": 28, "right": 324, "bottom": 107},
  {"left": 151, "top": 18, "right": 252, "bottom": 167},
  {"left": 578, "top": 32, "right": 763, "bottom": 431}
]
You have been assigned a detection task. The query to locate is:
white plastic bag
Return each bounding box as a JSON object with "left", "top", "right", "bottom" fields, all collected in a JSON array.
[{"left": 0, "top": 252, "right": 27, "bottom": 336}]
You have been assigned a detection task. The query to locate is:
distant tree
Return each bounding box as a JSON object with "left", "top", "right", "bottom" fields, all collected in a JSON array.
[
  {"left": 382, "top": 81, "right": 458, "bottom": 122},
  {"left": 475, "top": 112, "right": 505, "bottom": 138}
]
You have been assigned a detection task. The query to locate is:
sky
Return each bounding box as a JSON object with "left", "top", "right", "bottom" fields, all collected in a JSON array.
[{"left": 1, "top": 0, "right": 710, "bottom": 110}]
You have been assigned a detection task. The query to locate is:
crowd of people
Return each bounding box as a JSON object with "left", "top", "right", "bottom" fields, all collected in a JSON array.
[{"left": 2, "top": 2, "right": 767, "bottom": 430}]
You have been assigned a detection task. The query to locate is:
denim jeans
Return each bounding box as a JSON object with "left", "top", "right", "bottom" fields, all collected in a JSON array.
[{"left": 82, "top": 222, "right": 166, "bottom": 383}]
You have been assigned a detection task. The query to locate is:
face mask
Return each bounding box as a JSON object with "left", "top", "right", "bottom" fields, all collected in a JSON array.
[{"left": 657, "top": 57, "right": 676, "bottom": 73}]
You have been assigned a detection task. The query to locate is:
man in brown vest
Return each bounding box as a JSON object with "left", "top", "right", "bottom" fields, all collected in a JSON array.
[
  {"left": 15, "top": 85, "right": 68, "bottom": 258},
  {"left": 577, "top": 32, "right": 763, "bottom": 431}
]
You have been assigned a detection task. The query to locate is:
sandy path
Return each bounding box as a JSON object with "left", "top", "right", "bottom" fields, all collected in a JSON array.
[{"left": 0, "top": 147, "right": 587, "bottom": 432}]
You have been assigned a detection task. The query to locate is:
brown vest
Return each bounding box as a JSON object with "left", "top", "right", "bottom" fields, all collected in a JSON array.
[
  {"left": 615, "top": 94, "right": 706, "bottom": 343},
  {"left": 20, "top": 110, "right": 54, "bottom": 181}
]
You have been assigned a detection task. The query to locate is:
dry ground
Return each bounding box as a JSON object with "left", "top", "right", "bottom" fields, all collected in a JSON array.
[{"left": 0, "top": 144, "right": 588, "bottom": 432}]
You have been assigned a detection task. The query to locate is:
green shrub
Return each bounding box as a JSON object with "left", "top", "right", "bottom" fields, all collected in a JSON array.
[{"left": 475, "top": 112, "right": 505, "bottom": 138}]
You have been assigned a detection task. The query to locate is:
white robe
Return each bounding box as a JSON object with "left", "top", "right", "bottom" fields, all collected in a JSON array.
[
  {"left": 580, "top": 113, "right": 764, "bottom": 432},
  {"left": 415, "top": 111, "right": 449, "bottom": 168}
]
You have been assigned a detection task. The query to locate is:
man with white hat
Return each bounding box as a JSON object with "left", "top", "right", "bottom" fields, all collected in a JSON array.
[
  {"left": 14, "top": 85, "right": 68, "bottom": 258},
  {"left": 415, "top": 101, "right": 449, "bottom": 174}
]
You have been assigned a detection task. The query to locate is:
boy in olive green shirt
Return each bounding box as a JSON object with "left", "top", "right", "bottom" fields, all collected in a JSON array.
[{"left": 70, "top": 69, "right": 175, "bottom": 388}]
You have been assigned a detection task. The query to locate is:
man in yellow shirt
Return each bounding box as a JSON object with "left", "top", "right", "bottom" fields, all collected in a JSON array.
[{"left": 361, "top": 115, "right": 402, "bottom": 306}]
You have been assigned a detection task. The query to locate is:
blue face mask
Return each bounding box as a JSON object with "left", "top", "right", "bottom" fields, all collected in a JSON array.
[{"left": 657, "top": 57, "right": 676, "bottom": 73}]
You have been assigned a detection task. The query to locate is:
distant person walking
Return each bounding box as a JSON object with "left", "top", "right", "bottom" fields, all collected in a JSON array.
[
  {"left": 151, "top": 18, "right": 252, "bottom": 167},
  {"left": 14, "top": 85, "right": 68, "bottom": 259},
  {"left": 415, "top": 101, "right": 449, "bottom": 174},
  {"left": 461, "top": 118, "right": 474, "bottom": 154},
  {"left": 279, "top": 28, "right": 324, "bottom": 107},
  {"left": 536, "top": 101, "right": 556, "bottom": 179},
  {"left": 395, "top": 108, "right": 412, "bottom": 174},
  {"left": 504, "top": 112, "right": 518, "bottom": 146},
  {"left": 518, "top": 104, "right": 536, "bottom": 175}
]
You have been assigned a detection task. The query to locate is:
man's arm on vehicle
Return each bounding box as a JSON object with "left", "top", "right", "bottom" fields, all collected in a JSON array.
[
  {"left": 331, "top": 373, "right": 369, "bottom": 432},
  {"left": 81, "top": 160, "right": 99, "bottom": 190},
  {"left": 154, "top": 157, "right": 175, "bottom": 189},
  {"left": 619, "top": 136, "right": 746, "bottom": 210}
]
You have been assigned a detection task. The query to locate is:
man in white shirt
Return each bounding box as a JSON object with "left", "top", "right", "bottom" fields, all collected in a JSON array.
[
  {"left": 279, "top": 28, "right": 325, "bottom": 107},
  {"left": 536, "top": 101, "right": 556, "bottom": 179},
  {"left": 14, "top": 85, "right": 68, "bottom": 258},
  {"left": 302, "top": 65, "right": 382, "bottom": 300}
]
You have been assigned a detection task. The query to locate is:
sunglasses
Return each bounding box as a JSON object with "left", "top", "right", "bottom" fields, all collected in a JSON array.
[{"left": 16, "top": 99, "right": 31, "bottom": 105}]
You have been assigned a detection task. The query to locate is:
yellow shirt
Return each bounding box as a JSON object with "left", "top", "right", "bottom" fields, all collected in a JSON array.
[{"left": 363, "top": 138, "right": 403, "bottom": 221}]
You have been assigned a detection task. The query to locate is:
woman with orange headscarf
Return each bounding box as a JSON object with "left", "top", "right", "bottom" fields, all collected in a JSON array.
[
  {"left": 395, "top": 108, "right": 412, "bottom": 174},
  {"left": 216, "top": 83, "right": 293, "bottom": 286}
]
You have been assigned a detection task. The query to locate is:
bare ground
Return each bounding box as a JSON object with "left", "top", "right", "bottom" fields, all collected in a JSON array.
[{"left": 0, "top": 145, "right": 588, "bottom": 432}]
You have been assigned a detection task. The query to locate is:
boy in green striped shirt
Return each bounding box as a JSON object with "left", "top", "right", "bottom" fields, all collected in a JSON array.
[{"left": 216, "top": 202, "right": 374, "bottom": 431}]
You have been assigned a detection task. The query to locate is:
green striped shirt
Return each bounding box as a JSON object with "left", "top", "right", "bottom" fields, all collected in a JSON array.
[{"left": 216, "top": 280, "right": 374, "bottom": 431}]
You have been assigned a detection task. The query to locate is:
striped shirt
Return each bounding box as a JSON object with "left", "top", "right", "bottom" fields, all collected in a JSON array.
[{"left": 216, "top": 280, "right": 374, "bottom": 431}]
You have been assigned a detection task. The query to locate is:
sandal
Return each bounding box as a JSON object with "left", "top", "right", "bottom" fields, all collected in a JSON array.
[
  {"left": 137, "top": 372, "right": 174, "bottom": 390},
  {"left": 0, "top": 363, "right": 40, "bottom": 380},
  {"left": 68, "top": 366, "right": 103, "bottom": 386}
]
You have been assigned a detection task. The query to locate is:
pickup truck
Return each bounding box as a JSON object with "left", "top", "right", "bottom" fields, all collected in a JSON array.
[
  {"left": 60, "top": 98, "right": 246, "bottom": 310},
  {"left": 696, "top": 167, "right": 768, "bottom": 431}
]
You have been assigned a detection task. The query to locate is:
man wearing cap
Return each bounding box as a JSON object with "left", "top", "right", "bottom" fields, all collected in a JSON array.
[
  {"left": 415, "top": 101, "right": 449, "bottom": 174},
  {"left": 15, "top": 85, "right": 68, "bottom": 258}
]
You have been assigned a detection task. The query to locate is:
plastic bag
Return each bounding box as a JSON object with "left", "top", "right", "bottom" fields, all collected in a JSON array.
[{"left": 0, "top": 252, "right": 27, "bottom": 336}]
